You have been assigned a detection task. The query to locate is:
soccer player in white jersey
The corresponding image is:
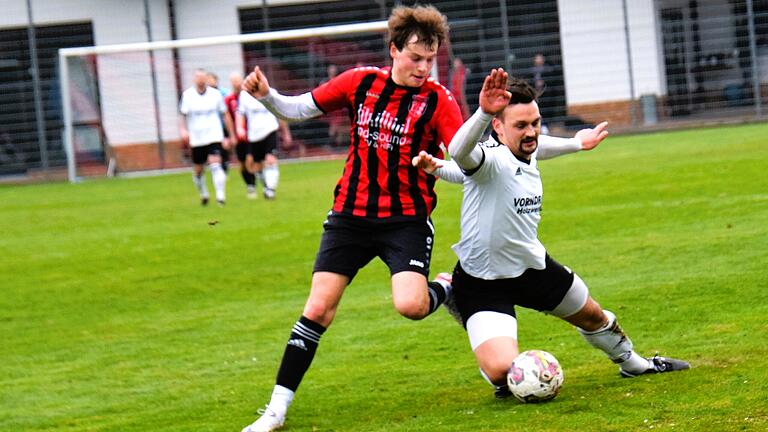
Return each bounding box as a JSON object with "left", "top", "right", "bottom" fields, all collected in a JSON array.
[
  {"left": 414, "top": 69, "right": 689, "bottom": 398},
  {"left": 179, "top": 69, "right": 236, "bottom": 206},
  {"left": 236, "top": 89, "right": 292, "bottom": 200}
]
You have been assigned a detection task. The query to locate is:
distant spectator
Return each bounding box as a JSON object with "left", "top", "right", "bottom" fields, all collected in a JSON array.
[
  {"left": 530, "top": 53, "right": 563, "bottom": 130},
  {"left": 450, "top": 57, "right": 471, "bottom": 120},
  {"left": 322, "top": 64, "right": 349, "bottom": 148}
]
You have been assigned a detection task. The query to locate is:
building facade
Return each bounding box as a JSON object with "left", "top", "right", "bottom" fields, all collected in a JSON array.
[{"left": 1, "top": 0, "right": 765, "bottom": 177}]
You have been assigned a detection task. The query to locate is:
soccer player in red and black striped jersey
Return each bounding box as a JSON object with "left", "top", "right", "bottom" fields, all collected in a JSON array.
[{"left": 239, "top": 6, "right": 464, "bottom": 431}]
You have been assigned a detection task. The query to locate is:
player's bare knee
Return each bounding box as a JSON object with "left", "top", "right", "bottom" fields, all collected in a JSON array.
[
  {"left": 303, "top": 300, "right": 336, "bottom": 326},
  {"left": 393, "top": 298, "right": 427, "bottom": 320}
]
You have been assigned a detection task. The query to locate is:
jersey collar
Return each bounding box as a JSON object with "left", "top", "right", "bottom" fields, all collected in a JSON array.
[{"left": 489, "top": 131, "right": 536, "bottom": 167}]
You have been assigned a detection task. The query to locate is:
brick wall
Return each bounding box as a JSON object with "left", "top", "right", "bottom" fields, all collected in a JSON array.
[
  {"left": 110, "top": 141, "right": 189, "bottom": 172},
  {"left": 567, "top": 99, "right": 642, "bottom": 127}
]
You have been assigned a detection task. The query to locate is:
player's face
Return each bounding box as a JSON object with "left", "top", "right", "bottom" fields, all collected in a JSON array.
[
  {"left": 390, "top": 35, "right": 438, "bottom": 88},
  {"left": 229, "top": 73, "right": 243, "bottom": 93},
  {"left": 492, "top": 102, "right": 542, "bottom": 160},
  {"left": 206, "top": 74, "right": 218, "bottom": 88},
  {"left": 193, "top": 71, "right": 207, "bottom": 90}
]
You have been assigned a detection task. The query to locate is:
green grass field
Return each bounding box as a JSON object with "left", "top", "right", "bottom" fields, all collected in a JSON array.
[{"left": 2, "top": 123, "right": 767, "bottom": 431}]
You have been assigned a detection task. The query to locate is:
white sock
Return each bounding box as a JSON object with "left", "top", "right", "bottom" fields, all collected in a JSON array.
[
  {"left": 264, "top": 165, "right": 280, "bottom": 191},
  {"left": 267, "top": 385, "right": 294, "bottom": 418},
  {"left": 210, "top": 163, "right": 226, "bottom": 202},
  {"left": 256, "top": 171, "right": 264, "bottom": 187},
  {"left": 621, "top": 351, "right": 653, "bottom": 374},
  {"left": 578, "top": 310, "right": 651, "bottom": 374},
  {"left": 192, "top": 173, "right": 208, "bottom": 198}
]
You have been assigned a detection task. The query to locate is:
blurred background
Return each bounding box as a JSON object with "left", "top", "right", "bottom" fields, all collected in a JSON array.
[{"left": 1, "top": 0, "right": 766, "bottom": 180}]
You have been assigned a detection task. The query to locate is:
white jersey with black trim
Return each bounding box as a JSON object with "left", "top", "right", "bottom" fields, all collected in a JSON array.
[
  {"left": 451, "top": 134, "right": 547, "bottom": 279},
  {"left": 179, "top": 86, "right": 226, "bottom": 147},
  {"left": 238, "top": 91, "right": 280, "bottom": 142}
]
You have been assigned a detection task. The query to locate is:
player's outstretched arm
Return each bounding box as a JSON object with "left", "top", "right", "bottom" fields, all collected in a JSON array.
[
  {"left": 448, "top": 68, "right": 511, "bottom": 170},
  {"left": 242, "top": 66, "right": 322, "bottom": 122},
  {"left": 537, "top": 122, "right": 609, "bottom": 160},
  {"left": 411, "top": 150, "right": 465, "bottom": 184}
]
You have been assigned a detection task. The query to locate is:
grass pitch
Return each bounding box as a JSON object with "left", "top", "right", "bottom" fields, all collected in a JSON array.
[{"left": 2, "top": 123, "right": 767, "bottom": 431}]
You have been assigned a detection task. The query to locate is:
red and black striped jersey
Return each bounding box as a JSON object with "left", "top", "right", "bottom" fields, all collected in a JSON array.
[
  {"left": 312, "top": 66, "right": 463, "bottom": 220},
  {"left": 224, "top": 92, "right": 239, "bottom": 121}
]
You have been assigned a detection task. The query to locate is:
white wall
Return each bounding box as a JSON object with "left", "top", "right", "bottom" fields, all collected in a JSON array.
[
  {"left": 0, "top": 0, "right": 342, "bottom": 147},
  {"left": 557, "top": 0, "right": 665, "bottom": 105}
]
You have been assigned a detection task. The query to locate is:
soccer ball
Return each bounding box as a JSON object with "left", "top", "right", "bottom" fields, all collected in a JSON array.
[{"left": 507, "top": 350, "right": 564, "bottom": 403}]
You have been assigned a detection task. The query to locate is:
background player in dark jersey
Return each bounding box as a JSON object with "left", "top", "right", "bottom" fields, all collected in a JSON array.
[
  {"left": 226, "top": 72, "right": 258, "bottom": 198},
  {"left": 239, "top": 6, "right": 462, "bottom": 431}
]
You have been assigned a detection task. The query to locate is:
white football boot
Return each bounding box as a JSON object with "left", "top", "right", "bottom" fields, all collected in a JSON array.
[{"left": 241, "top": 406, "right": 285, "bottom": 432}]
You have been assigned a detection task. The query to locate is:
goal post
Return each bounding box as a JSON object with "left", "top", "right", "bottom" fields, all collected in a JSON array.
[{"left": 58, "top": 20, "right": 390, "bottom": 183}]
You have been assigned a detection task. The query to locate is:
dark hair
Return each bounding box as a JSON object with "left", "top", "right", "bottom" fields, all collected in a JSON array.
[
  {"left": 388, "top": 5, "right": 449, "bottom": 51},
  {"left": 508, "top": 78, "right": 540, "bottom": 104}
]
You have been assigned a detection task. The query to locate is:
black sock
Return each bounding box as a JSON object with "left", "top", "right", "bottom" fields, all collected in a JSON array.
[
  {"left": 426, "top": 281, "right": 449, "bottom": 315},
  {"left": 241, "top": 169, "right": 256, "bottom": 187},
  {"left": 275, "top": 316, "right": 326, "bottom": 392}
]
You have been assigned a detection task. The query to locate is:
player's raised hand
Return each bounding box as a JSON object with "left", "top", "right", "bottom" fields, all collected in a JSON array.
[
  {"left": 242, "top": 66, "right": 270, "bottom": 98},
  {"left": 479, "top": 68, "right": 511, "bottom": 116},
  {"left": 575, "top": 121, "right": 609, "bottom": 151},
  {"left": 411, "top": 150, "right": 444, "bottom": 174}
]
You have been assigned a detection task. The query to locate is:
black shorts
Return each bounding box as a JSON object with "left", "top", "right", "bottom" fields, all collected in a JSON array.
[
  {"left": 452, "top": 255, "right": 574, "bottom": 326},
  {"left": 251, "top": 132, "right": 278, "bottom": 162},
  {"left": 234, "top": 141, "right": 249, "bottom": 163},
  {"left": 313, "top": 212, "right": 435, "bottom": 281},
  {"left": 191, "top": 142, "right": 223, "bottom": 165}
]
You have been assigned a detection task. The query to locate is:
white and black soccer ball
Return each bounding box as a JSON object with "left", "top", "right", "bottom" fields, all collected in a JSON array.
[{"left": 507, "top": 350, "right": 564, "bottom": 403}]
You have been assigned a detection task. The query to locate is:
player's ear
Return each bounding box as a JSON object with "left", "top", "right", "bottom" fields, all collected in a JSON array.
[
  {"left": 491, "top": 116, "right": 504, "bottom": 139},
  {"left": 389, "top": 42, "right": 399, "bottom": 59}
]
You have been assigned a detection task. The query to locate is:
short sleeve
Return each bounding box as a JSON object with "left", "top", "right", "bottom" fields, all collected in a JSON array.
[
  {"left": 237, "top": 92, "right": 247, "bottom": 115},
  {"left": 311, "top": 68, "right": 360, "bottom": 113},
  {"left": 216, "top": 93, "right": 226, "bottom": 113}
]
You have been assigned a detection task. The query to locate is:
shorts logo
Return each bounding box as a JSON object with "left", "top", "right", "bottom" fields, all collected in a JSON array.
[{"left": 409, "top": 259, "right": 425, "bottom": 268}]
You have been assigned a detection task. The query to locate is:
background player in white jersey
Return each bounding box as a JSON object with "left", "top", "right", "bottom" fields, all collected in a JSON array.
[
  {"left": 414, "top": 70, "right": 689, "bottom": 398},
  {"left": 236, "top": 84, "right": 292, "bottom": 200},
  {"left": 179, "top": 69, "right": 236, "bottom": 205}
]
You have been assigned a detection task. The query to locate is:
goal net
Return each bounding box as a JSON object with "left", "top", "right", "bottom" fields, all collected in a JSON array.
[{"left": 58, "top": 21, "right": 420, "bottom": 182}]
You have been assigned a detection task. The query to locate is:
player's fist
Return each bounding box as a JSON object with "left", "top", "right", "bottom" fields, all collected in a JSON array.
[
  {"left": 411, "top": 150, "right": 443, "bottom": 174},
  {"left": 242, "top": 66, "right": 270, "bottom": 98}
]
